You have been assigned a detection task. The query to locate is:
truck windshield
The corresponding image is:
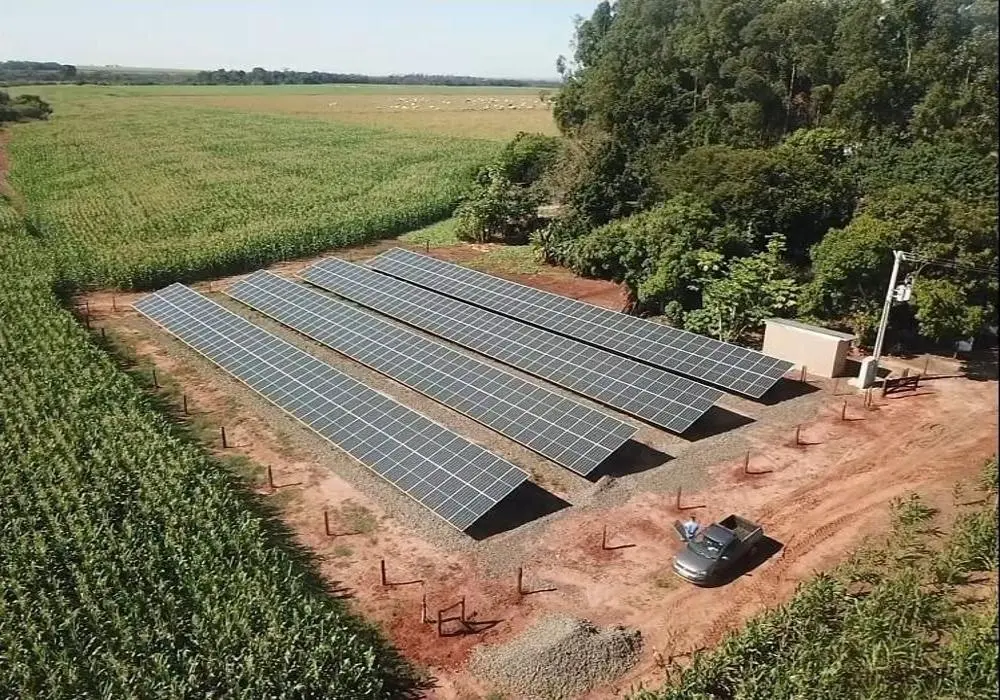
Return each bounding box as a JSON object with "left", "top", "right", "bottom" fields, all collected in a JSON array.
[{"left": 689, "top": 532, "right": 725, "bottom": 560}]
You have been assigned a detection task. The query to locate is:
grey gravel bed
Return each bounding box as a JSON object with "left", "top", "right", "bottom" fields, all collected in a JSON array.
[
  {"left": 469, "top": 615, "right": 642, "bottom": 700},
  {"left": 121, "top": 285, "right": 830, "bottom": 577}
]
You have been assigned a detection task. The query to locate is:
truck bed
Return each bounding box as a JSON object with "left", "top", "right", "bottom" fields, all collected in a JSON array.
[{"left": 719, "top": 514, "right": 761, "bottom": 542}]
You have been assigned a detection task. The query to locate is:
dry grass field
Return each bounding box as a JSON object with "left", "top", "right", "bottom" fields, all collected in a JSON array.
[
  {"left": 156, "top": 87, "right": 558, "bottom": 140},
  {"left": 30, "top": 84, "right": 558, "bottom": 140}
]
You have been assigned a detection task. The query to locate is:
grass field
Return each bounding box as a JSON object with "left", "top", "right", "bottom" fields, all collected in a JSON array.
[
  {"left": 6, "top": 85, "right": 531, "bottom": 289},
  {"left": 25, "top": 83, "right": 557, "bottom": 140}
]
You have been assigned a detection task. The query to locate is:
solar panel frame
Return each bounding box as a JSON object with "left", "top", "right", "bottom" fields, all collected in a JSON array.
[
  {"left": 297, "top": 258, "right": 724, "bottom": 433},
  {"left": 133, "top": 283, "right": 527, "bottom": 531},
  {"left": 368, "top": 248, "right": 793, "bottom": 398},
  {"left": 226, "top": 270, "right": 637, "bottom": 476}
]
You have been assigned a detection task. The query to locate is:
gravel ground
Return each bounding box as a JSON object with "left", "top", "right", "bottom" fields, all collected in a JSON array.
[
  {"left": 121, "top": 282, "right": 831, "bottom": 578},
  {"left": 469, "top": 615, "right": 642, "bottom": 699}
]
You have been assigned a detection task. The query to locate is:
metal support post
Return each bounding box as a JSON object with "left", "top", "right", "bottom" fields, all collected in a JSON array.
[{"left": 866, "top": 250, "right": 905, "bottom": 387}]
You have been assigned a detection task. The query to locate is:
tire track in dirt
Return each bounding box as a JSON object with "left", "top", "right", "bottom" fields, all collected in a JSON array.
[{"left": 601, "top": 384, "right": 996, "bottom": 698}]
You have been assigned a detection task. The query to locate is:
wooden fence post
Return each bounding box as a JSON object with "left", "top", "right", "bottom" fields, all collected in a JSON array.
[
  {"left": 421, "top": 593, "right": 428, "bottom": 624},
  {"left": 841, "top": 400, "right": 848, "bottom": 421},
  {"left": 380, "top": 559, "right": 387, "bottom": 586},
  {"left": 742, "top": 451, "right": 751, "bottom": 474},
  {"left": 267, "top": 465, "right": 276, "bottom": 490},
  {"left": 675, "top": 486, "right": 682, "bottom": 510},
  {"left": 111, "top": 294, "right": 117, "bottom": 312},
  {"left": 220, "top": 426, "right": 228, "bottom": 448},
  {"left": 800, "top": 365, "right": 807, "bottom": 382},
  {"left": 324, "top": 509, "right": 332, "bottom": 537},
  {"left": 436, "top": 608, "right": 443, "bottom": 637},
  {"left": 601, "top": 525, "right": 608, "bottom": 550},
  {"left": 516, "top": 567, "right": 524, "bottom": 597},
  {"left": 794, "top": 425, "right": 802, "bottom": 445},
  {"left": 182, "top": 393, "right": 189, "bottom": 415},
  {"left": 152, "top": 368, "right": 160, "bottom": 389}
]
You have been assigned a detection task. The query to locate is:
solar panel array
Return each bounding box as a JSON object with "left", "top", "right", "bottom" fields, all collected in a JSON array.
[
  {"left": 298, "top": 258, "right": 722, "bottom": 433},
  {"left": 227, "top": 271, "right": 636, "bottom": 476},
  {"left": 369, "top": 248, "right": 793, "bottom": 398},
  {"left": 133, "top": 283, "right": 527, "bottom": 531}
]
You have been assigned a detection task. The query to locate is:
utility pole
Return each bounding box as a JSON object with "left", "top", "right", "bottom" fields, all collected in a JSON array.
[
  {"left": 856, "top": 250, "right": 995, "bottom": 388},
  {"left": 872, "top": 250, "right": 906, "bottom": 368},
  {"left": 858, "top": 250, "right": 907, "bottom": 388}
]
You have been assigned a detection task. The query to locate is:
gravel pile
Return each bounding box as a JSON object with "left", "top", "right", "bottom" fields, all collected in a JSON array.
[{"left": 470, "top": 615, "right": 642, "bottom": 699}]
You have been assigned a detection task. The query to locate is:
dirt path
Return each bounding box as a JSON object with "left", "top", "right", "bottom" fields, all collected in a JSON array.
[
  {"left": 85, "top": 240, "right": 628, "bottom": 313},
  {"left": 106, "top": 320, "right": 997, "bottom": 698},
  {"left": 83, "top": 247, "right": 998, "bottom": 699},
  {"left": 591, "top": 379, "right": 997, "bottom": 696}
]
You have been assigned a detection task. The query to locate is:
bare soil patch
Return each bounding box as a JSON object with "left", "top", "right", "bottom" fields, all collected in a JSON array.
[{"left": 82, "top": 240, "right": 998, "bottom": 699}]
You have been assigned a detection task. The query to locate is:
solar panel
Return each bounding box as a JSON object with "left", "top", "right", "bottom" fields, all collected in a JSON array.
[
  {"left": 133, "top": 283, "right": 527, "bottom": 531},
  {"left": 298, "top": 258, "right": 723, "bottom": 433},
  {"left": 227, "top": 271, "right": 637, "bottom": 476},
  {"left": 368, "top": 248, "right": 794, "bottom": 398}
]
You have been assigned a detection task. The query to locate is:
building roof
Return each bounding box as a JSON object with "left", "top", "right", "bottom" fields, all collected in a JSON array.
[{"left": 765, "top": 318, "right": 856, "bottom": 341}]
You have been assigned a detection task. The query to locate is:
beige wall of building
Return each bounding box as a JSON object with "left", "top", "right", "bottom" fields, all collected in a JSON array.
[{"left": 762, "top": 318, "right": 856, "bottom": 378}]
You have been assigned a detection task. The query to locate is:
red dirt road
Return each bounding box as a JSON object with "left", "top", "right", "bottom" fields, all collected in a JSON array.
[{"left": 83, "top": 247, "right": 998, "bottom": 699}]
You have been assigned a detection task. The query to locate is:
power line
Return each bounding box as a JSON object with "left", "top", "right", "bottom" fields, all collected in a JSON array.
[{"left": 902, "top": 253, "right": 998, "bottom": 275}]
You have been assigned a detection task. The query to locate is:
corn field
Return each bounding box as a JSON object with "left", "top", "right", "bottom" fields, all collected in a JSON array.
[
  {"left": 632, "top": 461, "right": 999, "bottom": 700},
  {"left": 0, "top": 87, "right": 498, "bottom": 696},
  {"left": 0, "top": 210, "right": 415, "bottom": 697},
  {"left": 7, "top": 88, "right": 495, "bottom": 290}
]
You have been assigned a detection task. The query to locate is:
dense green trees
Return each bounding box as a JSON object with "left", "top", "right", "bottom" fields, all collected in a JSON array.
[
  {"left": 684, "top": 235, "right": 800, "bottom": 342},
  {"left": 803, "top": 184, "right": 997, "bottom": 342},
  {"left": 533, "top": 0, "right": 997, "bottom": 348},
  {"left": 454, "top": 133, "right": 561, "bottom": 243},
  {"left": 0, "top": 60, "right": 559, "bottom": 88}
]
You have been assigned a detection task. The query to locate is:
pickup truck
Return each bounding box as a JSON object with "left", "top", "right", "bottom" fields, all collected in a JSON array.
[{"left": 672, "top": 514, "right": 764, "bottom": 585}]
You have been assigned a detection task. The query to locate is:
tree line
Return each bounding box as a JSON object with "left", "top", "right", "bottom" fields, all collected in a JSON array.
[
  {"left": 456, "top": 0, "right": 998, "bottom": 349},
  {"left": 0, "top": 61, "right": 559, "bottom": 88}
]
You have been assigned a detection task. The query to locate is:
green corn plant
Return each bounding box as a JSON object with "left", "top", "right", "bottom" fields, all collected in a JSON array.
[
  {"left": 0, "top": 209, "right": 415, "bottom": 698},
  {"left": 630, "top": 485, "right": 998, "bottom": 700}
]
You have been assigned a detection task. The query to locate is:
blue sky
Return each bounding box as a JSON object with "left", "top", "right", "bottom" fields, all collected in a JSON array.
[{"left": 2, "top": 1, "right": 597, "bottom": 79}]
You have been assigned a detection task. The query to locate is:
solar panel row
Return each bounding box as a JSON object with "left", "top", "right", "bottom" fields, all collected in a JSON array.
[
  {"left": 227, "top": 271, "right": 636, "bottom": 476},
  {"left": 133, "top": 283, "right": 527, "bottom": 531},
  {"left": 369, "top": 248, "right": 793, "bottom": 398},
  {"left": 298, "top": 258, "right": 723, "bottom": 433}
]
